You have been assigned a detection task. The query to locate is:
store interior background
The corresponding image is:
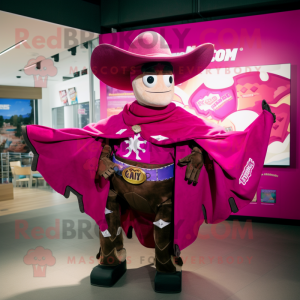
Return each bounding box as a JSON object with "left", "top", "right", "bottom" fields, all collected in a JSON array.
[
  {"left": 0, "top": 1, "right": 300, "bottom": 300},
  {"left": 0, "top": 10, "right": 100, "bottom": 128},
  {"left": 0, "top": 10, "right": 101, "bottom": 203}
]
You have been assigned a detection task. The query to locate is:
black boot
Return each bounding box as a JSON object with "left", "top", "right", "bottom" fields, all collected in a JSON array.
[
  {"left": 90, "top": 189, "right": 127, "bottom": 287},
  {"left": 153, "top": 199, "right": 182, "bottom": 293},
  {"left": 154, "top": 256, "right": 183, "bottom": 293},
  {"left": 90, "top": 258, "right": 127, "bottom": 287}
]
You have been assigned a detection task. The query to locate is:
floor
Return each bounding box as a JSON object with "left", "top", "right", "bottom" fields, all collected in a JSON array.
[
  {"left": 0, "top": 187, "right": 76, "bottom": 216},
  {"left": 0, "top": 197, "right": 300, "bottom": 300}
]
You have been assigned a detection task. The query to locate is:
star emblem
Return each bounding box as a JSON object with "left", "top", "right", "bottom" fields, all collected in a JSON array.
[{"left": 123, "top": 134, "right": 147, "bottom": 160}]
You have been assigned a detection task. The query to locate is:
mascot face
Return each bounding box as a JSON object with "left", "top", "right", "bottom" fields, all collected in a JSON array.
[{"left": 132, "top": 62, "right": 174, "bottom": 107}]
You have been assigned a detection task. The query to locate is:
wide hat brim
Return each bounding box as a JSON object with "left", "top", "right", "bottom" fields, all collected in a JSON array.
[{"left": 91, "top": 43, "right": 214, "bottom": 91}]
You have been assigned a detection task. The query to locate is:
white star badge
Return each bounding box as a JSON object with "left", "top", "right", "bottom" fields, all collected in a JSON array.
[
  {"left": 116, "top": 129, "right": 127, "bottom": 135},
  {"left": 105, "top": 208, "right": 113, "bottom": 215},
  {"left": 153, "top": 219, "right": 170, "bottom": 229},
  {"left": 151, "top": 135, "right": 169, "bottom": 141},
  {"left": 101, "top": 230, "right": 111, "bottom": 237},
  {"left": 117, "top": 227, "right": 122, "bottom": 236}
]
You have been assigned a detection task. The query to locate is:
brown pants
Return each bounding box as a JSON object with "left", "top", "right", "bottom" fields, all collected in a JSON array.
[{"left": 99, "top": 156, "right": 180, "bottom": 273}]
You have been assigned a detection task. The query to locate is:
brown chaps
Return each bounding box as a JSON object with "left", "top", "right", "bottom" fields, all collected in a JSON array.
[{"left": 98, "top": 156, "right": 182, "bottom": 273}]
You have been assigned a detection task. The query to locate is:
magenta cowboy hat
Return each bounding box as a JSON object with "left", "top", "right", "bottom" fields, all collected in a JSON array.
[{"left": 91, "top": 31, "right": 214, "bottom": 91}]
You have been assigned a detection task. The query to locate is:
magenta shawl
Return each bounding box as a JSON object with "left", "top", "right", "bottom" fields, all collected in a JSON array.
[{"left": 24, "top": 101, "right": 273, "bottom": 251}]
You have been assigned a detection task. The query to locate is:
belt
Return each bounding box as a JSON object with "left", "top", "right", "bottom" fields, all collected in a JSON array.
[{"left": 112, "top": 156, "right": 174, "bottom": 182}]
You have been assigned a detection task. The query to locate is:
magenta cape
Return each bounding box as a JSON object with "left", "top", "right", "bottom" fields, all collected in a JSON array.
[{"left": 22, "top": 101, "right": 273, "bottom": 251}]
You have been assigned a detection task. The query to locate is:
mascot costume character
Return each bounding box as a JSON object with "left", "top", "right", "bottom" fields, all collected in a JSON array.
[{"left": 22, "top": 31, "right": 275, "bottom": 293}]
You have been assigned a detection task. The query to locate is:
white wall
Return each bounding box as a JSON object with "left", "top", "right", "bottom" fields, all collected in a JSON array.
[
  {"left": 44, "top": 75, "right": 90, "bottom": 127},
  {"left": 1, "top": 34, "right": 100, "bottom": 128},
  {"left": 64, "top": 105, "right": 74, "bottom": 128},
  {"left": 93, "top": 73, "right": 100, "bottom": 100},
  {"left": 38, "top": 84, "right": 52, "bottom": 127},
  {"left": 49, "top": 75, "right": 90, "bottom": 108}
]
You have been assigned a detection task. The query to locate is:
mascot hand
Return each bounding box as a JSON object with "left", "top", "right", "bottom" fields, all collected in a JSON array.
[
  {"left": 262, "top": 99, "right": 276, "bottom": 123},
  {"left": 98, "top": 145, "right": 116, "bottom": 179},
  {"left": 178, "top": 147, "right": 204, "bottom": 185}
]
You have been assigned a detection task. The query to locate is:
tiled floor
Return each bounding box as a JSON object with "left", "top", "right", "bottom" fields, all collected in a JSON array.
[{"left": 0, "top": 200, "right": 299, "bottom": 300}]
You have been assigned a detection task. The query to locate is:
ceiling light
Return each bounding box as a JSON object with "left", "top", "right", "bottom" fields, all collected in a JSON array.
[
  {"left": 0, "top": 40, "right": 27, "bottom": 56},
  {"left": 24, "top": 60, "right": 43, "bottom": 70}
]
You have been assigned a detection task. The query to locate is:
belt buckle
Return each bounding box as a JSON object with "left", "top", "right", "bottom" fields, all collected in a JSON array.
[{"left": 122, "top": 166, "right": 147, "bottom": 184}]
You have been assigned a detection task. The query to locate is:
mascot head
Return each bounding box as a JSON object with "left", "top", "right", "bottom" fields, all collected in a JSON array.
[{"left": 91, "top": 31, "right": 214, "bottom": 107}]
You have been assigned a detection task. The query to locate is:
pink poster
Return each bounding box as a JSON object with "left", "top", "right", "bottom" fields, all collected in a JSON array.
[
  {"left": 178, "top": 64, "right": 290, "bottom": 166},
  {"left": 68, "top": 87, "right": 78, "bottom": 105},
  {"left": 59, "top": 90, "right": 69, "bottom": 106},
  {"left": 106, "top": 86, "right": 135, "bottom": 117}
]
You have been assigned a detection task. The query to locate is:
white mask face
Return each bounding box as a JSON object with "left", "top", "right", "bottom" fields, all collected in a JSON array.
[{"left": 132, "top": 69, "right": 174, "bottom": 107}]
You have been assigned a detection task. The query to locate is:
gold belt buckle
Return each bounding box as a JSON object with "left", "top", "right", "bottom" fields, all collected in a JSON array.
[{"left": 122, "top": 166, "right": 147, "bottom": 184}]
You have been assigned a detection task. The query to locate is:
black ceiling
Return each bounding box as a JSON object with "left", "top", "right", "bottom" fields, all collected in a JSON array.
[{"left": 0, "top": 0, "right": 299, "bottom": 34}]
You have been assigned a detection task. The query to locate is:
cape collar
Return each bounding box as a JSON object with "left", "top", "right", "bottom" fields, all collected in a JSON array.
[{"left": 122, "top": 100, "right": 177, "bottom": 126}]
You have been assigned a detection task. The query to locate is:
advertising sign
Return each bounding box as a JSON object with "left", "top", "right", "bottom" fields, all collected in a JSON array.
[
  {"left": 59, "top": 90, "right": 69, "bottom": 106},
  {"left": 68, "top": 87, "right": 78, "bottom": 105}
]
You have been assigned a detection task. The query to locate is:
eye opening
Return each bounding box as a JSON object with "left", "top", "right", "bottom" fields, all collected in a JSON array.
[
  {"left": 163, "top": 74, "right": 174, "bottom": 87},
  {"left": 142, "top": 74, "right": 157, "bottom": 88}
]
